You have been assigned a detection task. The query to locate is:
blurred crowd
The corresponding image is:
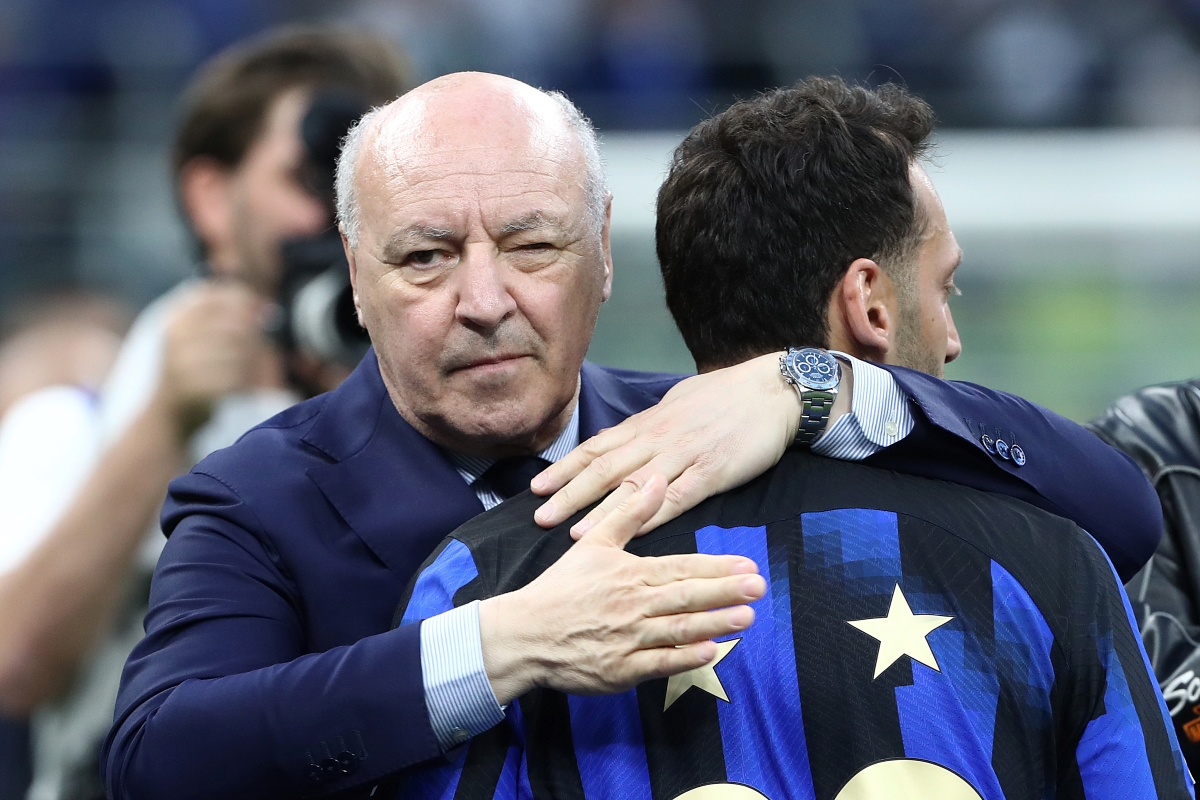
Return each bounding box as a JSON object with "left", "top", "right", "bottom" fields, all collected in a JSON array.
[
  {"left": 2, "top": 0, "right": 1200, "bottom": 305},
  {"left": 348, "top": 0, "right": 1200, "bottom": 129}
]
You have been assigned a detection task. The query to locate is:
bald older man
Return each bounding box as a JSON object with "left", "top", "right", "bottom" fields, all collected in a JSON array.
[{"left": 103, "top": 73, "right": 1161, "bottom": 800}]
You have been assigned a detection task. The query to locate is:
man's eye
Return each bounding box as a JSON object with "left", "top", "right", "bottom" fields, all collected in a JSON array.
[{"left": 407, "top": 250, "right": 442, "bottom": 267}]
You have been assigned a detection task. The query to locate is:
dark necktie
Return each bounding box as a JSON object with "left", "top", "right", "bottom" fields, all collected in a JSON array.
[{"left": 480, "top": 456, "right": 552, "bottom": 501}]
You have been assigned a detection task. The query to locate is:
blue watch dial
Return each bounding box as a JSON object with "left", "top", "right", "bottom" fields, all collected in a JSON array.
[{"left": 783, "top": 348, "right": 840, "bottom": 391}]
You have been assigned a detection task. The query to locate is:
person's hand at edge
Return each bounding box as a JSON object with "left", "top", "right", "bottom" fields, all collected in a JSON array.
[
  {"left": 156, "top": 281, "right": 274, "bottom": 443},
  {"left": 477, "top": 474, "right": 766, "bottom": 705},
  {"left": 530, "top": 352, "right": 854, "bottom": 538}
]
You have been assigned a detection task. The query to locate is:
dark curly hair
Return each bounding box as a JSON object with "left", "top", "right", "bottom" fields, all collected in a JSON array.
[{"left": 656, "top": 77, "right": 936, "bottom": 369}]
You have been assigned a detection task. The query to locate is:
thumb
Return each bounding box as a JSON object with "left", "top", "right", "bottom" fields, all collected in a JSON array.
[{"left": 578, "top": 473, "right": 668, "bottom": 549}]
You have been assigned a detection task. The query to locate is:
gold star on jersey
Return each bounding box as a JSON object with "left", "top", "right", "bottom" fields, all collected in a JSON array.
[
  {"left": 848, "top": 584, "right": 953, "bottom": 679},
  {"left": 664, "top": 638, "right": 740, "bottom": 710}
]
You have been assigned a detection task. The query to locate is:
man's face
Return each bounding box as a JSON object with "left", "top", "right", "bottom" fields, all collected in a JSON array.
[
  {"left": 890, "top": 163, "right": 963, "bottom": 378},
  {"left": 222, "top": 87, "right": 328, "bottom": 293},
  {"left": 347, "top": 80, "right": 613, "bottom": 456}
]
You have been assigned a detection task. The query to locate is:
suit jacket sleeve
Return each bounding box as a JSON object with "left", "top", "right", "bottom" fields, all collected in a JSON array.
[
  {"left": 868, "top": 366, "right": 1162, "bottom": 583},
  {"left": 102, "top": 471, "right": 441, "bottom": 800}
]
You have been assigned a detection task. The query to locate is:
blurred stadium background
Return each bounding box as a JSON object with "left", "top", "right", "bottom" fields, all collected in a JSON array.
[{"left": 1, "top": 0, "right": 1199, "bottom": 420}]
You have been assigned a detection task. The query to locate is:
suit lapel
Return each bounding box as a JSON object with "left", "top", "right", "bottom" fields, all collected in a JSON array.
[
  {"left": 304, "top": 350, "right": 484, "bottom": 582},
  {"left": 302, "top": 357, "right": 669, "bottom": 582}
]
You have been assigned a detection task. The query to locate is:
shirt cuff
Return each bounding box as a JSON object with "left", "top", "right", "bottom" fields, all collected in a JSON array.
[
  {"left": 420, "top": 600, "right": 506, "bottom": 751},
  {"left": 811, "top": 352, "right": 914, "bottom": 460}
]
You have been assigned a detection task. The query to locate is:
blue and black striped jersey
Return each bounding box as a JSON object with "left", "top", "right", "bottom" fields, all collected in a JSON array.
[{"left": 395, "top": 452, "right": 1194, "bottom": 800}]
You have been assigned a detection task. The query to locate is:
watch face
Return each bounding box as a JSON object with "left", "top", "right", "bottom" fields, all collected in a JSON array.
[{"left": 784, "top": 347, "right": 840, "bottom": 391}]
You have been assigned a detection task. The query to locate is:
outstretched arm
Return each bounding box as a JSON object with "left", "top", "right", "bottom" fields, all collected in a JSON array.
[
  {"left": 106, "top": 475, "right": 763, "bottom": 799},
  {"left": 530, "top": 353, "right": 1160, "bottom": 581}
]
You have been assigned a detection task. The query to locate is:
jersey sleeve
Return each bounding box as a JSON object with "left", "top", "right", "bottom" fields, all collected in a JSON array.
[
  {"left": 1070, "top": 534, "right": 1195, "bottom": 799},
  {"left": 398, "top": 537, "right": 482, "bottom": 626},
  {"left": 394, "top": 723, "right": 524, "bottom": 800}
]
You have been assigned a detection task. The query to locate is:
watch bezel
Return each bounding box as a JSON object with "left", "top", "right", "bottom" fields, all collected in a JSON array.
[{"left": 781, "top": 347, "right": 841, "bottom": 392}]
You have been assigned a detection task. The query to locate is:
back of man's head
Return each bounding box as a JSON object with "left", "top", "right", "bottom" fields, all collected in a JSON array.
[
  {"left": 656, "top": 77, "right": 935, "bottom": 370},
  {"left": 173, "top": 26, "right": 410, "bottom": 182}
]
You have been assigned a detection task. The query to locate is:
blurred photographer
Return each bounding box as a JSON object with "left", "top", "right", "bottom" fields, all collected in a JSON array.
[{"left": 0, "top": 27, "right": 409, "bottom": 800}]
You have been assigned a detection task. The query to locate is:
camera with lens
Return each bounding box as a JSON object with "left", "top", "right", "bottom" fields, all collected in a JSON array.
[{"left": 274, "top": 90, "right": 372, "bottom": 370}]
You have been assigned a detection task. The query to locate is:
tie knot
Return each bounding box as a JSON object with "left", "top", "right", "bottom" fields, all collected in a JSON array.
[{"left": 480, "top": 456, "right": 552, "bottom": 501}]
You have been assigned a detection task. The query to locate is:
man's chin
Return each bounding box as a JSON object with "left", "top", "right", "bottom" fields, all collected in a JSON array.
[
  {"left": 445, "top": 386, "right": 573, "bottom": 453},
  {"left": 442, "top": 406, "right": 561, "bottom": 454}
]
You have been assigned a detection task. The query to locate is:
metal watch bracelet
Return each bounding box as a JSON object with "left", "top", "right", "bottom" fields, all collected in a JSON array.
[{"left": 795, "top": 389, "right": 836, "bottom": 446}]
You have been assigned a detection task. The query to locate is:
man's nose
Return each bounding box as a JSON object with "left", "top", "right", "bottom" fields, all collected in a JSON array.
[
  {"left": 944, "top": 307, "right": 963, "bottom": 364},
  {"left": 454, "top": 244, "right": 518, "bottom": 331}
]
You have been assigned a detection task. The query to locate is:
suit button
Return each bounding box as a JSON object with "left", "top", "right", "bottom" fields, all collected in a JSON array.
[
  {"left": 305, "top": 764, "right": 324, "bottom": 784},
  {"left": 980, "top": 434, "right": 996, "bottom": 454},
  {"left": 995, "top": 439, "right": 1011, "bottom": 460},
  {"left": 1010, "top": 444, "right": 1026, "bottom": 466},
  {"left": 320, "top": 758, "right": 342, "bottom": 780},
  {"left": 336, "top": 751, "right": 359, "bottom": 775}
]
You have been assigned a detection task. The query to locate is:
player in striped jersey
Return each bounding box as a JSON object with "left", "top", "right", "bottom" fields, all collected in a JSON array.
[{"left": 397, "top": 457, "right": 1190, "bottom": 799}]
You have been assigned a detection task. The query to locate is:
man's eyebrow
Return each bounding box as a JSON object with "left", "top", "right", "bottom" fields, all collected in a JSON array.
[
  {"left": 379, "top": 225, "right": 455, "bottom": 257},
  {"left": 501, "top": 212, "right": 565, "bottom": 235}
]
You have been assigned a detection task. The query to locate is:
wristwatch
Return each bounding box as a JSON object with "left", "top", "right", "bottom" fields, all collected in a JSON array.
[{"left": 779, "top": 347, "right": 841, "bottom": 446}]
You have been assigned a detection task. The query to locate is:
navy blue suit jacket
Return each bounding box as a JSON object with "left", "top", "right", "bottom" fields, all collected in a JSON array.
[{"left": 102, "top": 351, "right": 1161, "bottom": 800}]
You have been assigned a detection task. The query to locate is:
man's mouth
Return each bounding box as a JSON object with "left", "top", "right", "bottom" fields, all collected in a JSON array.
[{"left": 451, "top": 354, "right": 531, "bottom": 374}]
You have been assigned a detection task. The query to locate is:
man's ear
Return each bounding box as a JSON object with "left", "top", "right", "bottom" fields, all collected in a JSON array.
[
  {"left": 827, "top": 258, "right": 897, "bottom": 362},
  {"left": 341, "top": 228, "right": 365, "bottom": 329},
  {"left": 178, "top": 156, "right": 235, "bottom": 273},
  {"left": 599, "top": 193, "right": 614, "bottom": 302}
]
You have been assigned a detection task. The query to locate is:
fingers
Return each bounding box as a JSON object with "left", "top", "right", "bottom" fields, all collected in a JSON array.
[
  {"left": 640, "top": 552, "right": 760, "bottom": 585},
  {"left": 569, "top": 461, "right": 709, "bottom": 540},
  {"left": 627, "top": 641, "right": 720, "bottom": 683},
  {"left": 531, "top": 422, "right": 638, "bottom": 497},
  {"left": 642, "top": 573, "right": 766, "bottom": 617},
  {"left": 170, "top": 284, "right": 264, "bottom": 345},
  {"left": 576, "top": 474, "right": 668, "bottom": 549},
  {"left": 162, "top": 281, "right": 271, "bottom": 410},
  {"left": 637, "top": 604, "right": 755, "bottom": 650},
  {"left": 534, "top": 434, "right": 655, "bottom": 528},
  {"left": 569, "top": 482, "right": 636, "bottom": 540},
  {"left": 545, "top": 353, "right": 801, "bottom": 535},
  {"left": 641, "top": 465, "right": 709, "bottom": 532}
]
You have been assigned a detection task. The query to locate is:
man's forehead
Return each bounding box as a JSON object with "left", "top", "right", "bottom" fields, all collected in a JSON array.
[
  {"left": 369, "top": 78, "right": 574, "bottom": 171},
  {"left": 360, "top": 113, "right": 579, "bottom": 215},
  {"left": 371, "top": 187, "right": 576, "bottom": 244},
  {"left": 360, "top": 151, "right": 581, "bottom": 243},
  {"left": 379, "top": 140, "right": 572, "bottom": 185}
]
